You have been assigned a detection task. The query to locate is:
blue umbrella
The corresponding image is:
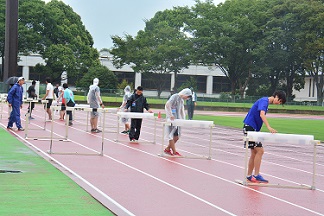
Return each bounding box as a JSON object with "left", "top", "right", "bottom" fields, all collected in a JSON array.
[{"left": 5, "top": 76, "right": 19, "bottom": 85}]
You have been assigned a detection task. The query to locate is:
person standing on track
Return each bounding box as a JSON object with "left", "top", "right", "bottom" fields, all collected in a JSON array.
[
  {"left": 7, "top": 77, "right": 25, "bottom": 131},
  {"left": 125, "top": 86, "right": 153, "bottom": 142},
  {"left": 119, "top": 85, "right": 132, "bottom": 134},
  {"left": 62, "top": 83, "right": 75, "bottom": 126},
  {"left": 164, "top": 88, "right": 192, "bottom": 156},
  {"left": 26, "top": 80, "right": 37, "bottom": 119},
  {"left": 186, "top": 87, "right": 197, "bottom": 120},
  {"left": 87, "top": 78, "right": 104, "bottom": 133},
  {"left": 243, "top": 90, "right": 286, "bottom": 183},
  {"left": 42, "top": 77, "right": 54, "bottom": 120}
]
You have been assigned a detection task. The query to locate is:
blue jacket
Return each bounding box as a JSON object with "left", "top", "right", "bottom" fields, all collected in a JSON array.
[{"left": 7, "top": 83, "right": 23, "bottom": 107}]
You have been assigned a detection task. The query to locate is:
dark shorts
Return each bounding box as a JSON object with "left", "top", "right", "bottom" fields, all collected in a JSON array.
[
  {"left": 61, "top": 103, "right": 66, "bottom": 111},
  {"left": 44, "top": 99, "right": 53, "bottom": 109},
  {"left": 243, "top": 124, "right": 263, "bottom": 149}
]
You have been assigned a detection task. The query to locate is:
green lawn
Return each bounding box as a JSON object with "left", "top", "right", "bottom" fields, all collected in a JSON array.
[
  {"left": 194, "top": 115, "right": 324, "bottom": 141},
  {"left": 0, "top": 128, "right": 114, "bottom": 216}
]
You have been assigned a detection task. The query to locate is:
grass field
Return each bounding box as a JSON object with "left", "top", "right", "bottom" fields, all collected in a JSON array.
[
  {"left": 0, "top": 128, "right": 114, "bottom": 216},
  {"left": 195, "top": 115, "right": 324, "bottom": 141},
  {"left": 73, "top": 95, "right": 324, "bottom": 111}
]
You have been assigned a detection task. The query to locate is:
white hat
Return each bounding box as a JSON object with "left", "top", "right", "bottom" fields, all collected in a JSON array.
[
  {"left": 17, "top": 77, "right": 25, "bottom": 82},
  {"left": 93, "top": 78, "right": 99, "bottom": 85}
]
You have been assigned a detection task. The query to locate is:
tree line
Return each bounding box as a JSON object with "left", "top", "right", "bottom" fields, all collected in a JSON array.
[
  {"left": 111, "top": 0, "right": 324, "bottom": 104},
  {"left": 0, "top": 0, "right": 116, "bottom": 90},
  {"left": 0, "top": 0, "right": 323, "bottom": 104}
]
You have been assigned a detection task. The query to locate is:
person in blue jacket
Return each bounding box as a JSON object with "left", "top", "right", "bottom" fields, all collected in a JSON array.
[
  {"left": 7, "top": 77, "right": 25, "bottom": 131},
  {"left": 243, "top": 90, "right": 286, "bottom": 183}
]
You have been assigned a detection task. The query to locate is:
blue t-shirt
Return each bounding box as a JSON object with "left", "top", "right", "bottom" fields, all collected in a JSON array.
[
  {"left": 63, "top": 88, "right": 75, "bottom": 104},
  {"left": 243, "top": 97, "right": 269, "bottom": 131}
]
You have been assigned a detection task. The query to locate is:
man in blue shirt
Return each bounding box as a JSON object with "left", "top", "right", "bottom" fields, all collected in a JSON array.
[
  {"left": 243, "top": 90, "right": 286, "bottom": 183},
  {"left": 62, "top": 83, "right": 75, "bottom": 126},
  {"left": 7, "top": 77, "right": 25, "bottom": 131}
]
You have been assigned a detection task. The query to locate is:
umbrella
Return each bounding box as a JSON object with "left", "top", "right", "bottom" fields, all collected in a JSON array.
[{"left": 5, "top": 76, "right": 19, "bottom": 85}]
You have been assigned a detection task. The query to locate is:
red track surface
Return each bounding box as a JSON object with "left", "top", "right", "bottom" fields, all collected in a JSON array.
[{"left": 1, "top": 104, "right": 323, "bottom": 216}]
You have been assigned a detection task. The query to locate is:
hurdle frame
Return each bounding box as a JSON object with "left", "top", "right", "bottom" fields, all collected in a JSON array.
[
  {"left": 160, "top": 119, "right": 214, "bottom": 159},
  {"left": 24, "top": 100, "right": 69, "bottom": 141},
  {"left": 115, "top": 112, "right": 157, "bottom": 144},
  {"left": 236, "top": 131, "right": 319, "bottom": 190},
  {"left": 48, "top": 107, "right": 118, "bottom": 156}
]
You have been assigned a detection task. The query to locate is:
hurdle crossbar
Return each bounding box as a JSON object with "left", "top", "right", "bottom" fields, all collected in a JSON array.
[
  {"left": 236, "top": 131, "right": 319, "bottom": 190},
  {"left": 116, "top": 112, "right": 156, "bottom": 144},
  {"left": 160, "top": 119, "right": 214, "bottom": 159}
]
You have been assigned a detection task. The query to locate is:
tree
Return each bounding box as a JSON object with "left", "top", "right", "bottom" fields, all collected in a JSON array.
[
  {"left": 188, "top": 0, "right": 268, "bottom": 99},
  {"left": 77, "top": 64, "right": 118, "bottom": 91},
  {"left": 296, "top": 0, "right": 324, "bottom": 105},
  {"left": 0, "top": 0, "right": 100, "bottom": 83},
  {"left": 111, "top": 7, "right": 193, "bottom": 97}
]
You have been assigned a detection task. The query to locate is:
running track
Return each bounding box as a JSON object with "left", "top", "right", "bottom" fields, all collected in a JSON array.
[{"left": 1, "top": 104, "right": 323, "bottom": 216}]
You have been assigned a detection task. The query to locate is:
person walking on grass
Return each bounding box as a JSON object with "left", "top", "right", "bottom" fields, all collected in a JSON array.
[
  {"left": 164, "top": 88, "right": 192, "bottom": 156},
  {"left": 87, "top": 78, "right": 104, "bottom": 133},
  {"left": 7, "top": 77, "right": 25, "bottom": 131},
  {"left": 125, "top": 86, "right": 153, "bottom": 142},
  {"left": 119, "top": 85, "right": 132, "bottom": 134},
  {"left": 243, "top": 90, "right": 286, "bottom": 183}
]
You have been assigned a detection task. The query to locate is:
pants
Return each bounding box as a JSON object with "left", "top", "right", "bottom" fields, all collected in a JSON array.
[
  {"left": 8, "top": 104, "right": 22, "bottom": 128},
  {"left": 27, "top": 101, "right": 35, "bottom": 115},
  {"left": 129, "top": 118, "right": 142, "bottom": 140},
  {"left": 66, "top": 101, "right": 75, "bottom": 121},
  {"left": 187, "top": 104, "right": 195, "bottom": 120}
]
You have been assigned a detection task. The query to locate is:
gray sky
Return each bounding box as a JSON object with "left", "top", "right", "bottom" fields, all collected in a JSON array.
[{"left": 43, "top": 0, "right": 224, "bottom": 50}]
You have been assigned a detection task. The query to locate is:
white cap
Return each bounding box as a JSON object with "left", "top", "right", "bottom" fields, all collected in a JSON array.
[
  {"left": 17, "top": 77, "right": 25, "bottom": 82},
  {"left": 93, "top": 78, "right": 99, "bottom": 85}
]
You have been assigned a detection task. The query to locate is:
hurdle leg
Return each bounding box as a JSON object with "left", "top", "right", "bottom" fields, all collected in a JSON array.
[
  {"left": 48, "top": 117, "right": 54, "bottom": 154},
  {"left": 153, "top": 118, "right": 156, "bottom": 144},
  {"left": 208, "top": 126, "right": 212, "bottom": 160},
  {"left": 243, "top": 138, "right": 249, "bottom": 185},
  {"left": 311, "top": 140, "right": 318, "bottom": 190},
  {"left": 161, "top": 124, "right": 165, "bottom": 155},
  {"left": 101, "top": 111, "right": 106, "bottom": 156},
  {"left": 25, "top": 112, "right": 29, "bottom": 138},
  {"left": 116, "top": 116, "right": 120, "bottom": 142}
]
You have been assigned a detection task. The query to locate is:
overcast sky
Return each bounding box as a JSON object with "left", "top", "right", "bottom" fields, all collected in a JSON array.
[{"left": 42, "top": 0, "right": 224, "bottom": 50}]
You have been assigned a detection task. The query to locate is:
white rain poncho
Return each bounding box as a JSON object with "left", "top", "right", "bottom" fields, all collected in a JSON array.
[
  {"left": 87, "top": 78, "right": 100, "bottom": 107},
  {"left": 165, "top": 88, "right": 192, "bottom": 140},
  {"left": 120, "top": 85, "right": 132, "bottom": 124}
]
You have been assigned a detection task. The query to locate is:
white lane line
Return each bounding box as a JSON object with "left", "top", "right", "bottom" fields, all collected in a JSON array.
[{"left": 19, "top": 109, "right": 324, "bottom": 214}]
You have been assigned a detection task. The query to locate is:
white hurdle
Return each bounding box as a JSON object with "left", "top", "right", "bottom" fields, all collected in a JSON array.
[
  {"left": 24, "top": 100, "right": 60, "bottom": 140},
  {"left": 160, "top": 119, "right": 214, "bottom": 159},
  {"left": 236, "top": 131, "right": 319, "bottom": 190},
  {"left": 48, "top": 106, "right": 118, "bottom": 156},
  {"left": 116, "top": 112, "right": 156, "bottom": 143},
  {"left": 0, "top": 94, "right": 8, "bottom": 119}
]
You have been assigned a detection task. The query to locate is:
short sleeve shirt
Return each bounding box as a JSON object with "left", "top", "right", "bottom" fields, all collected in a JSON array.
[{"left": 46, "top": 83, "right": 54, "bottom": 99}]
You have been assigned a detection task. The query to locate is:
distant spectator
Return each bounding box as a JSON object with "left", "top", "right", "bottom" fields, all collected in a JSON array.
[{"left": 186, "top": 87, "right": 197, "bottom": 120}]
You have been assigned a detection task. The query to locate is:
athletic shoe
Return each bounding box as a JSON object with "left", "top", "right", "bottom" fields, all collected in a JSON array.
[
  {"left": 29, "top": 116, "right": 35, "bottom": 120},
  {"left": 7, "top": 126, "right": 13, "bottom": 130},
  {"left": 253, "top": 174, "right": 269, "bottom": 183},
  {"left": 173, "top": 152, "right": 182, "bottom": 156},
  {"left": 120, "top": 130, "right": 127, "bottom": 134},
  {"left": 18, "top": 128, "right": 25, "bottom": 131},
  {"left": 164, "top": 149, "right": 173, "bottom": 156},
  {"left": 93, "top": 129, "right": 102, "bottom": 133},
  {"left": 68, "top": 122, "right": 73, "bottom": 126},
  {"left": 246, "top": 175, "right": 258, "bottom": 183},
  {"left": 130, "top": 139, "right": 136, "bottom": 142}
]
